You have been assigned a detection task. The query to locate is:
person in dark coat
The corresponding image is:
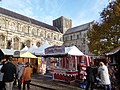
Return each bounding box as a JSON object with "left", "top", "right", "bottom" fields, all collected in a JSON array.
[
  {"left": 1, "top": 57, "right": 16, "bottom": 90},
  {"left": 17, "top": 62, "right": 24, "bottom": 90},
  {"left": 85, "top": 63, "right": 95, "bottom": 90},
  {"left": 0, "top": 59, "right": 5, "bottom": 90}
]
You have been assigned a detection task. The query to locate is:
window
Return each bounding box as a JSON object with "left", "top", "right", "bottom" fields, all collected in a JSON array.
[
  {"left": 0, "top": 18, "right": 5, "bottom": 28},
  {"left": 26, "top": 40, "right": 31, "bottom": 48},
  {"left": 47, "top": 34, "right": 50, "bottom": 39},
  {"left": 13, "top": 37, "right": 19, "bottom": 50},
  {"left": 36, "top": 42, "right": 41, "bottom": 47},
  {"left": 79, "top": 32, "right": 81, "bottom": 36},
  {"left": 54, "top": 36, "right": 57, "bottom": 40},
  {"left": 70, "top": 35, "right": 72, "bottom": 40},
  {"left": 40, "top": 31, "right": 43, "bottom": 37},
  {"left": 83, "top": 38, "right": 85, "bottom": 44},
  {"left": 0, "top": 35, "right": 5, "bottom": 48},
  {"left": 77, "top": 35, "right": 79, "bottom": 39},
  {"left": 32, "top": 28, "right": 37, "bottom": 35}
]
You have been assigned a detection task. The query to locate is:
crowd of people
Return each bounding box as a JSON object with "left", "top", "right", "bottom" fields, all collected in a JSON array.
[
  {"left": 0, "top": 56, "right": 119, "bottom": 90},
  {"left": 0, "top": 56, "right": 32, "bottom": 90},
  {"left": 85, "top": 61, "right": 119, "bottom": 90}
]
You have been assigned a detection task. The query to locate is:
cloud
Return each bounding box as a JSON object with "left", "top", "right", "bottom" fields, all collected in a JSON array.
[
  {"left": 0, "top": 0, "right": 39, "bottom": 20},
  {"left": 0, "top": 0, "right": 66, "bottom": 25},
  {"left": 0, "top": 0, "right": 110, "bottom": 27}
]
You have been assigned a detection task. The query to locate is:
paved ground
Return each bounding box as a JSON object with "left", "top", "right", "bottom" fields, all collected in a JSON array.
[
  {"left": 13, "top": 85, "right": 47, "bottom": 90},
  {"left": 12, "top": 74, "right": 105, "bottom": 90},
  {"left": 13, "top": 74, "right": 82, "bottom": 90}
]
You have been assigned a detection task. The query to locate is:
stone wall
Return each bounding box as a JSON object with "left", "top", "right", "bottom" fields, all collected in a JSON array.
[{"left": 0, "top": 14, "right": 63, "bottom": 50}]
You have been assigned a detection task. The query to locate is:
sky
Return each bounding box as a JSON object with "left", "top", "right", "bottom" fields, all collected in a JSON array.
[{"left": 0, "top": 0, "right": 110, "bottom": 27}]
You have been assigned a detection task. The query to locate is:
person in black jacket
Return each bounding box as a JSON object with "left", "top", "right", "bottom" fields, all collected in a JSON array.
[
  {"left": 0, "top": 59, "right": 5, "bottom": 90},
  {"left": 85, "top": 62, "right": 95, "bottom": 90},
  {"left": 1, "top": 57, "right": 16, "bottom": 90}
]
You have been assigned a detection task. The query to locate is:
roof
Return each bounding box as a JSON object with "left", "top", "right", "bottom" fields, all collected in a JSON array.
[
  {"left": 45, "top": 45, "right": 84, "bottom": 56},
  {"left": 0, "top": 7, "right": 60, "bottom": 32},
  {"left": 35, "top": 40, "right": 51, "bottom": 55},
  {"left": 106, "top": 46, "right": 120, "bottom": 55},
  {"left": 21, "top": 46, "right": 29, "bottom": 52},
  {"left": 64, "top": 22, "right": 93, "bottom": 35},
  {"left": 28, "top": 44, "right": 38, "bottom": 54},
  {"left": 20, "top": 51, "right": 37, "bottom": 58},
  {"left": 65, "top": 46, "right": 84, "bottom": 55},
  {"left": 0, "top": 49, "right": 16, "bottom": 56}
]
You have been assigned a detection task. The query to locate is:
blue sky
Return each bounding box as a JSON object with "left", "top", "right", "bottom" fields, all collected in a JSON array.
[{"left": 0, "top": 0, "right": 110, "bottom": 27}]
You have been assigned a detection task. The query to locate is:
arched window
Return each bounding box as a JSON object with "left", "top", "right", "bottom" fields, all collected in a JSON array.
[
  {"left": 25, "top": 40, "right": 31, "bottom": 48},
  {"left": 36, "top": 42, "right": 41, "bottom": 47},
  {"left": 11, "top": 22, "right": 16, "bottom": 30},
  {"left": 47, "top": 34, "right": 50, "bottom": 39},
  {"left": 40, "top": 31, "right": 43, "bottom": 37},
  {"left": 54, "top": 35, "right": 56, "bottom": 40},
  {"left": 32, "top": 28, "right": 37, "bottom": 36},
  {"left": 7, "top": 40, "right": 11, "bottom": 49},
  {"left": 22, "top": 25, "right": 28, "bottom": 33},
  {"left": 0, "top": 35, "right": 5, "bottom": 48},
  {"left": 70, "top": 35, "right": 72, "bottom": 40},
  {"left": 18, "top": 23, "right": 22, "bottom": 31},
  {"left": 0, "top": 18, "right": 5, "bottom": 28},
  {"left": 13, "top": 37, "right": 19, "bottom": 50}
]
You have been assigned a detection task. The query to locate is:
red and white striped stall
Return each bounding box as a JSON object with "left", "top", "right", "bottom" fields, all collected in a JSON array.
[{"left": 44, "top": 46, "right": 90, "bottom": 83}]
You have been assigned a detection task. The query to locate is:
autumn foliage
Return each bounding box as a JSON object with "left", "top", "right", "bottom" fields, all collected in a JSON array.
[{"left": 88, "top": 0, "right": 120, "bottom": 55}]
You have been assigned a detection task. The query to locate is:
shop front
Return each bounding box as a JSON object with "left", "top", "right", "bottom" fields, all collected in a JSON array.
[{"left": 44, "top": 46, "right": 90, "bottom": 83}]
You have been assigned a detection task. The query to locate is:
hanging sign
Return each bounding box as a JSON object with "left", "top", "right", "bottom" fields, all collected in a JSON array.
[
  {"left": 45, "top": 46, "right": 65, "bottom": 54},
  {"left": 14, "top": 51, "right": 20, "bottom": 57}
]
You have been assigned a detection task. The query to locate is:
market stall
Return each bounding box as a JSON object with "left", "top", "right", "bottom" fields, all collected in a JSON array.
[
  {"left": 14, "top": 51, "right": 40, "bottom": 73},
  {"left": 44, "top": 46, "right": 90, "bottom": 83},
  {"left": 106, "top": 46, "right": 120, "bottom": 89},
  {"left": 0, "top": 49, "right": 18, "bottom": 64}
]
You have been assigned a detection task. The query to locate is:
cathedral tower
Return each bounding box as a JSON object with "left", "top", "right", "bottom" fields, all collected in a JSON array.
[{"left": 53, "top": 16, "right": 72, "bottom": 34}]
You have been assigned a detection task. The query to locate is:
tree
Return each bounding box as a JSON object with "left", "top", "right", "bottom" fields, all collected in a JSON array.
[{"left": 88, "top": 0, "right": 120, "bottom": 55}]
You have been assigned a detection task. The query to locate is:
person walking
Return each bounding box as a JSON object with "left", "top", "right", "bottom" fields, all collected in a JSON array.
[
  {"left": 0, "top": 59, "right": 5, "bottom": 90},
  {"left": 85, "top": 62, "right": 95, "bottom": 90},
  {"left": 22, "top": 62, "right": 32, "bottom": 90},
  {"left": 1, "top": 57, "right": 16, "bottom": 90},
  {"left": 98, "top": 62, "right": 111, "bottom": 90},
  {"left": 17, "top": 62, "right": 24, "bottom": 90}
]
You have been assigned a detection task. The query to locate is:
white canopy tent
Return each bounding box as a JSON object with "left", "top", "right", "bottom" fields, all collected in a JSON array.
[
  {"left": 35, "top": 40, "right": 51, "bottom": 55},
  {"left": 45, "top": 45, "right": 84, "bottom": 56},
  {"left": 65, "top": 46, "right": 84, "bottom": 56},
  {"left": 0, "top": 49, "right": 16, "bottom": 56},
  {"left": 28, "top": 44, "right": 38, "bottom": 54},
  {"left": 21, "top": 46, "right": 29, "bottom": 53}
]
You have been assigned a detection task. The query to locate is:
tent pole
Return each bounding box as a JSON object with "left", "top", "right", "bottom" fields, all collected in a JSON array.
[{"left": 29, "top": 58, "right": 30, "bottom": 63}]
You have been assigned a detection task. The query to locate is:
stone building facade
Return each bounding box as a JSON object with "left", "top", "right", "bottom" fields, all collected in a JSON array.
[
  {"left": 63, "top": 22, "right": 94, "bottom": 55},
  {"left": 0, "top": 7, "right": 63, "bottom": 50},
  {"left": 53, "top": 16, "right": 72, "bottom": 34}
]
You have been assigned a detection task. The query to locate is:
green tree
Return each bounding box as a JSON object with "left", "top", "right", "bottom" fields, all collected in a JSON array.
[{"left": 88, "top": 0, "right": 120, "bottom": 55}]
